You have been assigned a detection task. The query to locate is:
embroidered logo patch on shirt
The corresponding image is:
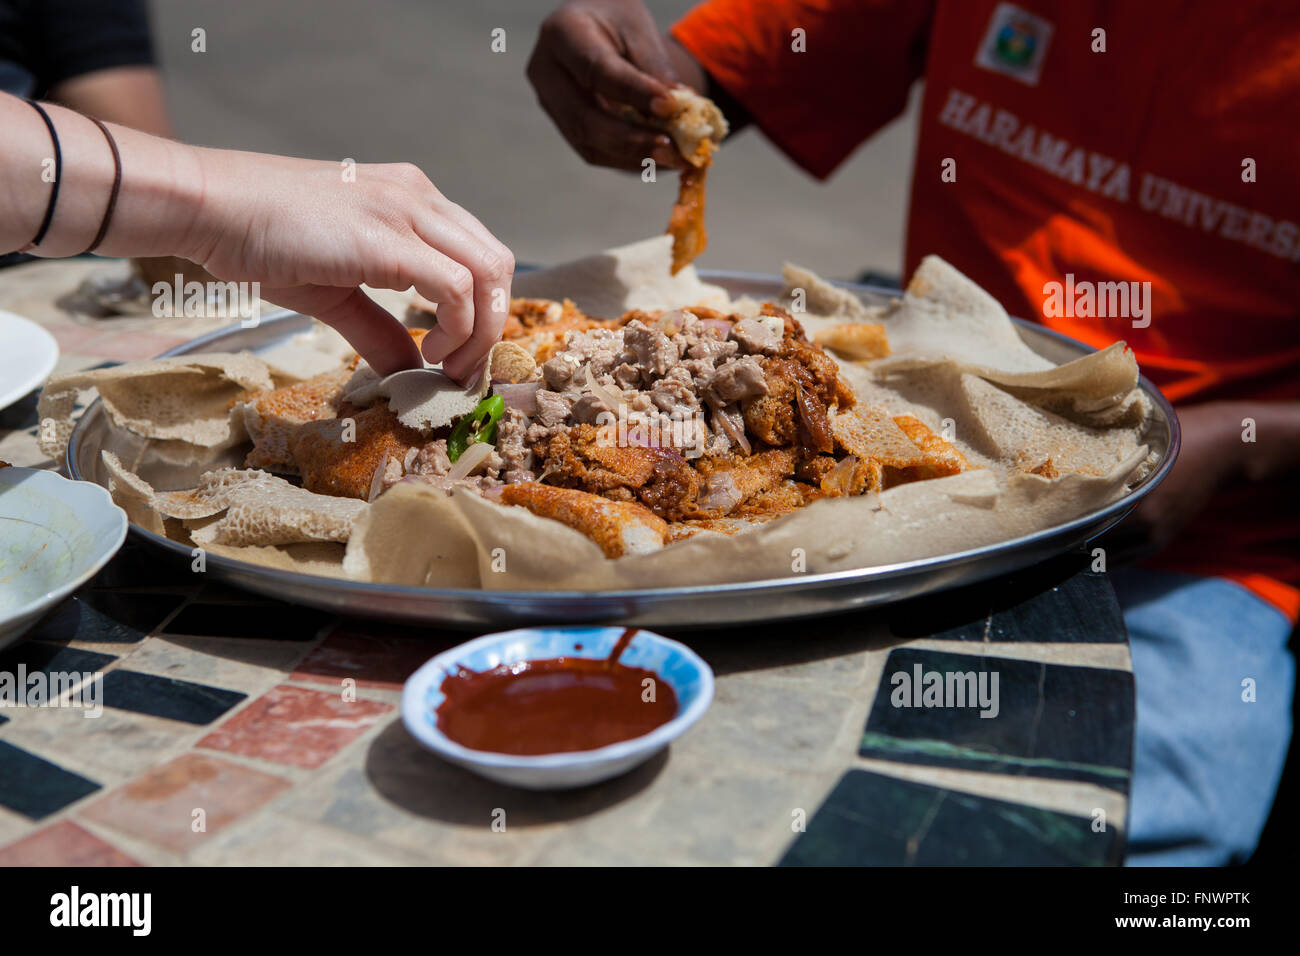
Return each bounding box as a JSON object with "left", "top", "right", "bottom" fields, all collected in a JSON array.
[{"left": 975, "top": 2, "right": 1054, "bottom": 86}]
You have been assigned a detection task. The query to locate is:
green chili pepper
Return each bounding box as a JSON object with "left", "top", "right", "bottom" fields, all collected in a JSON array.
[{"left": 448, "top": 394, "right": 505, "bottom": 462}]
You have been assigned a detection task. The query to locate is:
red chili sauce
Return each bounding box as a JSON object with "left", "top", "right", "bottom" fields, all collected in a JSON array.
[{"left": 435, "top": 629, "right": 678, "bottom": 755}]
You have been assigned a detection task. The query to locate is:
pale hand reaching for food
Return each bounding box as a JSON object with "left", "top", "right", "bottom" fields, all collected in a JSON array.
[
  {"left": 187, "top": 152, "right": 515, "bottom": 384},
  {"left": 0, "top": 92, "right": 513, "bottom": 384}
]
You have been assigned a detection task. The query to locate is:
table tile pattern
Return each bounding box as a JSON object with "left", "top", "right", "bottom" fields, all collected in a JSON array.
[
  {"left": 0, "top": 821, "right": 141, "bottom": 867},
  {"left": 780, "top": 770, "right": 1123, "bottom": 866},
  {"left": 79, "top": 754, "right": 292, "bottom": 854},
  {"left": 887, "top": 560, "right": 1128, "bottom": 644},
  {"left": 859, "top": 648, "right": 1133, "bottom": 790},
  {"left": 0, "top": 741, "right": 102, "bottom": 820},
  {"left": 0, "top": 259, "right": 1138, "bottom": 865},
  {"left": 162, "top": 602, "right": 332, "bottom": 642},
  {"left": 0, "top": 537, "right": 1133, "bottom": 865},
  {"left": 196, "top": 685, "right": 392, "bottom": 769},
  {"left": 26, "top": 592, "right": 187, "bottom": 645},
  {"left": 98, "top": 671, "right": 247, "bottom": 726}
]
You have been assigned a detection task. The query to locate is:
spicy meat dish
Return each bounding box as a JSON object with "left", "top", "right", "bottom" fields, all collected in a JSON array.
[
  {"left": 40, "top": 246, "right": 1153, "bottom": 587},
  {"left": 235, "top": 295, "right": 965, "bottom": 557}
]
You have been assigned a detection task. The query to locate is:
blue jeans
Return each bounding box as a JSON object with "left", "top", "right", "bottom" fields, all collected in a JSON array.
[{"left": 1112, "top": 568, "right": 1295, "bottom": 866}]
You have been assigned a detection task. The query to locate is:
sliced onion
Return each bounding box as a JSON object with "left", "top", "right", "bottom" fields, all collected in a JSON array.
[
  {"left": 494, "top": 381, "right": 540, "bottom": 415},
  {"left": 584, "top": 365, "right": 624, "bottom": 415},
  {"left": 700, "top": 318, "right": 732, "bottom": 337},
  {"left": 709, "top": 399, "right": 751, "bottom": 455},
  {"left": 820, "top": 455, "right": 858, "bottom": 497},
  {"left": 794, "top": 383, "right": 833, "bottom": 453},
  {"left": 367, "top": 451, "right": 390, "bottom": 502},
  {"left": 447, "top": 440, "right": 494, "bottom": 480}
]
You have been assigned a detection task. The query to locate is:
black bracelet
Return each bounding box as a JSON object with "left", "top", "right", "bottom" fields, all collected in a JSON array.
[
  {"left": 22, "top": 99, "right": 62, "bottom": 250},
  {"left": 83, "top": 116, "right": 122, "bottom": 255}
]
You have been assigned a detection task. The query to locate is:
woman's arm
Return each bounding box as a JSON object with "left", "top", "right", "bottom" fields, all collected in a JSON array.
[{"left": 0, "top": 92, "right": 513, "bottom": 383}]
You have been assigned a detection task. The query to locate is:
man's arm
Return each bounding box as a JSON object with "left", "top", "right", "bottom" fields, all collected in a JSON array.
[
  {"left": 1113, "top": 400, "right": 1300, "bottom": 556},
  {"left": 529, "top": 0, "right": 932, "bottom": 179},
  {"left": 527, "top": 0, "right": 686, "bottom": 172},
  {"left": 669, "top": 0, "right": 932, "bottom": 180}
]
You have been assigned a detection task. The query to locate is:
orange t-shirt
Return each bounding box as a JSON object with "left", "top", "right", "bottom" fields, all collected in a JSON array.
[{"left": 674, "top": 0, "right": 1300, "bottom": 621}]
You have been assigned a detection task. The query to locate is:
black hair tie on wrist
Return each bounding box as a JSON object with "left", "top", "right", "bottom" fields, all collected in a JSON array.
[
  {"left": 83, "top": 116, "right": 122, "bottom": 255},
  {"left": 22, "top": 99, "right": 62, "bottom": 251}
]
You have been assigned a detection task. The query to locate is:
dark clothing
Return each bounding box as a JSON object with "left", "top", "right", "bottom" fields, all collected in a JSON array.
[
  {"left": 0, "top": 0, "right": 155, "bottom": 267},
  {"left": 0, "top": 0, "right": 154, "bottom": 97}
]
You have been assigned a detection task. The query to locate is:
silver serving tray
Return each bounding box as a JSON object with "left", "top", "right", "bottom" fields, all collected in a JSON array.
[{"left": 66, "top": 272, "right": 1179, "bottom": 629}]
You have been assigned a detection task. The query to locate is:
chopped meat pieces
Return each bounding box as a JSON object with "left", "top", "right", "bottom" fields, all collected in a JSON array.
[
  {"left": 649, "top": 366, "right": 701, "bottom": 416},
  {"left": 730, "top": 316, "right": 783, "bottom": 355},
  {"left": 622, "top": 320, "right": 682, "bottom": 378},
  {"left": 496, "top": 408, "right": 536, "bottom": 483},
  {"left": 535, "top": 389, "right": 573, "bottom": 426},
  {"left": 685, "top": 331, "right": 737, "bottom": 363},
  {"left": 536, "top": 424, "right": 702, "bottom": 521},
  {"left": 707, "top": 356, "right": 767, "bottom": 404},
  {"left": 271, "top": 291, "right": 971, "bottom": 557},
  {"left": 542, "top": 353, "right": 581, "bottom": 390},
  {"left": 409, "top": 439, "right": 451, "bottom": 477}
]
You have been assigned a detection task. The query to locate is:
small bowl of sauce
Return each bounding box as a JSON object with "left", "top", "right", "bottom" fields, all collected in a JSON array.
[{"left": 402, "top": 626, "right": 714, "bottom": 789}]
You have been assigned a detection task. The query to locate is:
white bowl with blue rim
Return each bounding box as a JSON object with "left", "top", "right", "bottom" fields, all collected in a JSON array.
[
  {"left": 402, "top": 625, "right": 714, "bottom": 790},
  {"left": 0, "top": 467, "right": 128, "bottom": 651}
]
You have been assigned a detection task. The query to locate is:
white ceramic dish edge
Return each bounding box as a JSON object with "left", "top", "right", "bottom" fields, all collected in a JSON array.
[
  {"left": 0, "top": 467, "right": 128, "bottom": 650},
  {"left": 0, "top": 310, "right": 59, "bottom": 412},
  {"left": 401, "top": 626, "right": 715, "bottom": 790}
]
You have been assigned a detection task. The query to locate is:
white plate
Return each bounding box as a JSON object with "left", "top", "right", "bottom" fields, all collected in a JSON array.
[
  {"left": 0, "top": 310, "right": 58, "bottom": 411},
  {"left": 0, "top": 467, "right": 127, "bottom": 651}
]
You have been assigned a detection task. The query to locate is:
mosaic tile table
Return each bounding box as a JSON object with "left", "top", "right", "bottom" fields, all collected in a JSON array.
[{"left": 0, "top": 259, "right": 1134, "bottom": 866}]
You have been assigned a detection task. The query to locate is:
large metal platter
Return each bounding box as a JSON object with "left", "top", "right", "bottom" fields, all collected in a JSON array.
[{"left": 66, "top": 272, "right": 1179, "bottom": 629}]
